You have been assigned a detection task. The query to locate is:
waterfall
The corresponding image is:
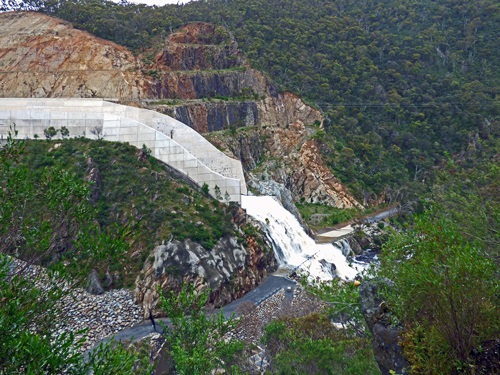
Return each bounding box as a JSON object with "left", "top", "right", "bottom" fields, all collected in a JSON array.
[
  {"left": 241, "top": 195, "right": 366, "bottom": 281},
  {"left": 336, "top": 238, "right": 353, "bottom": 257}
]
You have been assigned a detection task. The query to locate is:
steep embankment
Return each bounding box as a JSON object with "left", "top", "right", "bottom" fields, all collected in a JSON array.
[
  {"left": 16, "top": 139, "right": 277, "bottom": 313},
  {"left": 142, "top": 22, "right": 359, "bottom": 208},
  {"left": 0, "top": 12, "right": 141, "bottom": 98},
  {"left": 0, "top": 12, "right": 359, "bottom": 208},
  {"left": 206, "top": 123, "right": 361, "bottom": 208},
  {"left": 141, "top": 22, "right": 321, "bottom": 131}
]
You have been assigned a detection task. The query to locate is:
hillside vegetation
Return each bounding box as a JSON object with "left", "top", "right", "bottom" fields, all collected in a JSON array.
[
  {"left": 10, "top": 0, "right": 499, "bottom": 201},
  {"left": 9, "top": 137, "right": 239, "bottom": 288}
]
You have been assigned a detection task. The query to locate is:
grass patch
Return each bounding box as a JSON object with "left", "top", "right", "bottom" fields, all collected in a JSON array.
[{"left": 295, "top": 202, "right": 361, "bottom": 230}]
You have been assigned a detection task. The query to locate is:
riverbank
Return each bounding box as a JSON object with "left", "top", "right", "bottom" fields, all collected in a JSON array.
[{"left": 315, "top": 204, "right": 400, "bottom": 242}]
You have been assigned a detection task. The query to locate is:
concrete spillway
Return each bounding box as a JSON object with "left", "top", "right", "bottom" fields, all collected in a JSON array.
[{"left": 0, "top": 98, "right": 247, "bottom": 203}]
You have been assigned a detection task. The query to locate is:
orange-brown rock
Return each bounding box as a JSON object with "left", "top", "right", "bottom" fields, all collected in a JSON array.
[
  {"left": 294, "top": 139, "right": 361, "bottom": 208},
  {"left": 0, "top": 13, "right": 318, "bottom": 130},
  {"left": 0, "top": 11, "right": 357, "bottom": 208},
  {"left": 0, "top": 11, "right": 144, "bottom": 99},
  {"left": 259, "top": 92, "right": 322, "bottom": 129},
  {"left": 206, "top": 121, "right": 361, "bottom": 208},
  {"left": 155, "top": 22, "right": 244, "bottom": 71}
]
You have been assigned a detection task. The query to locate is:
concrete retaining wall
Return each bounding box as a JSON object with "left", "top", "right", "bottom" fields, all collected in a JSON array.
[{"left": 0, "top": 98, "right": 247, "bottom": 203}]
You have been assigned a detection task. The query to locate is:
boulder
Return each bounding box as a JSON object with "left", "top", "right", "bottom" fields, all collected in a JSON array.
[
  {"left": 134, "top": 231, "right": 277, "bottom": 317},
  {"left": 86, "top": 269, "right": 105, "bottom": 295}
]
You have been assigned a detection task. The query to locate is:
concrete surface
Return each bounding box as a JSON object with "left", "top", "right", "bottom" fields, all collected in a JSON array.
[
  {"left": 0, "top": 98, "right": 247, "bottom": 203},
  {"left": 316, "top": 224, "right": 355, "bottom": 242}
]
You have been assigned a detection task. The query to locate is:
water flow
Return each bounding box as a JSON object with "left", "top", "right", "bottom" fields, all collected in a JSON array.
[{"left": 242, "top": 195, "right": 365, "bottom": 281}]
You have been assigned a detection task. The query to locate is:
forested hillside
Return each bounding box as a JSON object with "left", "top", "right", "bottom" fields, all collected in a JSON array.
[
  {"left": 3, "top": 0, "right": 500, "bottom": 200},
  {"left": 1, "top": 2, "right": 499, "bottom": 372}
]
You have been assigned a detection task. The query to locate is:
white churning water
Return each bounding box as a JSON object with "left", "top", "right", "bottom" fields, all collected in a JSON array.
[{"left": 241, "top": 195, "right": 366, "bottom": 281}]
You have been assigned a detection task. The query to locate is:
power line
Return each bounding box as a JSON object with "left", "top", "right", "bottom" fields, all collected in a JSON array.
[{"left": 315, "top": 102, "right": 496, "bottom": 108}]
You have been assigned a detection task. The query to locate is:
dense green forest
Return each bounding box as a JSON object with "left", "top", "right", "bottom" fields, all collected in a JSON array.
[
  {"left": 1, "top": 1, "right": 498, "bottom": 372},
  {"left": 6, "top": 0, "right": 497, "bottom": 200}
]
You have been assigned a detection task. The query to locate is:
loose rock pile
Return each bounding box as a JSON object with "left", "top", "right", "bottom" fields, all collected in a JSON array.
[
  {"left": 232, "top": 285, "right": 324, "bottom": 345},
  {"left": 55, "top": 288, "right": 143, "bottom": 351},
  {"left": 7, "top": 257, "right": 143, "bottom": 352}
]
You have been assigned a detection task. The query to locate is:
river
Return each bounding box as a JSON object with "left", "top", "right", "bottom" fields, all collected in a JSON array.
[{"left": 241, "top": 195, "right": 367, "bottom": 281}]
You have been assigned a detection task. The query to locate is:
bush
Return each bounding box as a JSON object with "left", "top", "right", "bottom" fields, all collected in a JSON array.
[
  {"left": 43, "top": 126, "right": 58, "bottom": 140},
  {"left": 378, "top": 210, "right": 500, "bottom": 374},
  {"left": 158, "top": 283, "right": 243, "bottom": 374},
  {"left": 263, "top": 313, "right": 381, "bottom": 374}
]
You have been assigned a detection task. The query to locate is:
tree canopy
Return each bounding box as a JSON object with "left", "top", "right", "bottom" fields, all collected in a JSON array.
[{"left": 6, "top": 0, "right": 498, "bottom": 199}]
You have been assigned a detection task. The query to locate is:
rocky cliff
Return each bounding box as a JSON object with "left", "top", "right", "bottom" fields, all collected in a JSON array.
[
  {"left": 135, "top": 214, "right": 278, "bottom": 316},
  {"left": 206, "top": 121, "right": 361, "bottom": 208},
  {"left": 0, "top": 11, "right": 359, "bottom": 208},
  {"left": 145, "top": 22, "right": 359, "bottom": 208},
  {"left": 0, "top": 12, "right": 141, "bottom": 99},
  {"left": 144, "top": 22, "right": 321, "bottom": 132},
  {"left": 0, "top": 13, "right": 315, "bottom": 124}
]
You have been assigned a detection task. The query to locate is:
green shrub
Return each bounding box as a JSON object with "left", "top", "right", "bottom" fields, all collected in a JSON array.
[
  {"left": 201, "top": 182, "right": 209, "bottom": 195},
  {"left": 263, "top": 313, "right": 380, "bottom": 374},
  {"left": 43, "top": 126, "right": 58, "bottom": 140},
  {"left": 378, "top": 210, "right": 500, "bottom": 374},
  {"left": 295, "top": 202, "right": 359, "bottom": 228},
  {"left": 158, "top": 283, "right": 243, "bottom": 374}
]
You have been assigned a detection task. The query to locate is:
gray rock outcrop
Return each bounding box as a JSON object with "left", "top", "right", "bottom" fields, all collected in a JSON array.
[
  {"left": 359, "top": 280, "right": 410, "bottom": 375},
  {"left": 153, "top": 237, "right": 246, "bottom": 290},
  {"left": 134, "top": 231, "right": 277, "bottom": 317}
]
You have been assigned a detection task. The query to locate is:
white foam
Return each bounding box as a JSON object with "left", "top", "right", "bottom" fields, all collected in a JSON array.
[{"left": 242, "top": 195, "right": 365, "bottom": 281}]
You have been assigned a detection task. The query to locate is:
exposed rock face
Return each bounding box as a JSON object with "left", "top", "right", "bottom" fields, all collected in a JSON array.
[
  {"left": 0, "top": 12, "right": 142, "bottom": 99},
  {"left": 134, "top": 222, "right": 277, "bottom": 317},
  {"left": 148, "top": 69, "right": 268, "bottom": 101},
  {"left": 153, "top": 238, "right": 247, "bottom": 290},
  {"left": 359, "top": 280, "right": 410, "bottom": 375},
  {"left": 0, "top": 12, "right": 358, "bottom": 208},
  {"left": 157, "top": 92, "right": 321, "bottom": 133},
  {"left": 258, "top": 92, "right": 321, "bottom": 128},
  {"left": 208, "top": 121, "right": 361, "bottom": 208},
  {"left": 149, "top": 24, "right": 320, "bottom": 131},
  {"left": 292, "top": 138, "right": 361, "bottom": 208},
  {"left": 162, "top": 100, "right": 260, "bottom": 133},
  {"left": 0, "top": 12, "right": 317, "bottom": 127},
  {"left": 155, "top": 23, "right": 244, "bottom": 71}
]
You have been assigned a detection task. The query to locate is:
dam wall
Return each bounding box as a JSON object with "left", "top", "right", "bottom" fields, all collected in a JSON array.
[{"left": 0, "top": 98, "right": 247, "bottom": 203}]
